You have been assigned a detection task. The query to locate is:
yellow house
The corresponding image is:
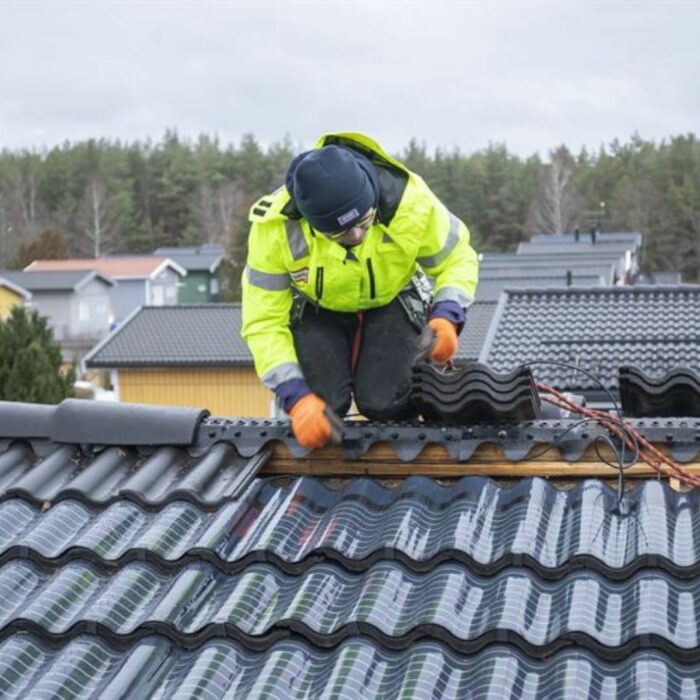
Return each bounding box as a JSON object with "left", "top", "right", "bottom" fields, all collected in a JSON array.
[
  {"left": 0, "top": 277, "right": 31, "bottom": 320},
  {"left": 84, "top": 304, "right": 274, "bottom": 417}
]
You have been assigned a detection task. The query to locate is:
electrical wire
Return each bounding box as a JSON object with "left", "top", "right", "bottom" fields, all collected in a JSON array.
[
  {"left": 518, "top": 359, "right": 699, "bottom": 495},
  {"left": 521, "top": 360, "right": 623, "bottom": 417},
  {"left": 519, "top": 360, "right": 632, "bottom": 492},
  {"left": 536, "top": 377, "right": 700, "bottom": 490}
]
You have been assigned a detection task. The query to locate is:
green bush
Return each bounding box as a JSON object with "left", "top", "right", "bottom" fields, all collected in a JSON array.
[{"left": 0, "top": 306, "right": 75, "bottom": 404}]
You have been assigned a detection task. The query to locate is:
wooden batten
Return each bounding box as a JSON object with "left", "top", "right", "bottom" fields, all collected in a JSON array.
[{"left": 261, "top": 439, "right": 699, "bottom": 478}]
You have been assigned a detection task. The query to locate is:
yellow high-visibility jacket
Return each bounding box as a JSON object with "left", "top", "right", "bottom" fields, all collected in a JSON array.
[{"left": 241, "top": 132, "right": 479, "bottom": 390}]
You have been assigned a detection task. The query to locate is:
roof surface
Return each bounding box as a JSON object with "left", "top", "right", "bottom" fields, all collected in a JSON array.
[
  {"left": 481, "top": 286, "right": 700, "bottom": 394},
  {"left": 527, "top": 231, "right": 643, "bottom": 246},
  {"left": 0, "top": 276, "right": 30, "bottom": 299},
  {"left": 475, "top": 274, "right": 604, "bottom": 302},
  {"left": 516, "top": 242, "right": 637, "bottom": 256},
  {"left": 457, "top": 301, "right": 497, "bottom": 360},
  {"left": 0, "top": 269, "right": 113, "bottom": 292},
  {"left": 480, "top": 252, "right": 627, "bottom": 267},
  {"left": 0, "top": 398, "right": 698, "bottom": 697},
  {"left": 85, "top": 304, "right": 251, "bottom": 368},
  {"left": 153, "top": 245, "right": 225, "bottom": 273},
  {"left": 26, "top": 256, "right": 185, "bottom": 279}
]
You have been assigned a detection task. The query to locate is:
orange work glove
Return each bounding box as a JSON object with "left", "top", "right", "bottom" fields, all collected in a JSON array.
[
  {"left": 427, "top": 318, "right": 458, "bottom": 362},
  {"left": 289, "top": 393, "right": 332, "bottom": 450}
]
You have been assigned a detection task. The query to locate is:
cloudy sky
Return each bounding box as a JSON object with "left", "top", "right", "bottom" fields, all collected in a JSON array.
[{"left": 1, "top": 1, "right": 698, "bottom": 157}]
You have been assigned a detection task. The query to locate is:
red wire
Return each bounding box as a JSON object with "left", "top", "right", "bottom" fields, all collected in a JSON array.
[{"left": 537, "top": 382, "right": 700, "bottom": 488}]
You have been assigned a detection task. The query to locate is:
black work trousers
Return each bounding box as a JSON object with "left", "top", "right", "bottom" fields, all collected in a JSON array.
[{"left": 291, "top": 291, "right": 426, "bottom": 421}]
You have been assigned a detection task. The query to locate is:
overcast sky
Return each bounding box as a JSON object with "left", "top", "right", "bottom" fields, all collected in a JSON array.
[{"left": 1, "top": 1, "right": 698, "bottom": 158}]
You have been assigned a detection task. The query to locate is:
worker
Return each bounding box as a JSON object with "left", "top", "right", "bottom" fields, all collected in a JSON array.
[{"left": 241, "top": 132, "right": 479, "bottom": 449}]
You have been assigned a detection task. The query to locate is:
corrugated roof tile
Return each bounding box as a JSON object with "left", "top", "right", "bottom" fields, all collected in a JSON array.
[
  {"left": 1, "top": 399, "right": 700, "bottom": 696},
  {"left": 0, "top": 635, "right": 697, "bottom": 699}
]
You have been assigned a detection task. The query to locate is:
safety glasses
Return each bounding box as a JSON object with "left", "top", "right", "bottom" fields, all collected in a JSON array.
[{"left": 324, "top": 208, "right": 377, "bottom": 240}]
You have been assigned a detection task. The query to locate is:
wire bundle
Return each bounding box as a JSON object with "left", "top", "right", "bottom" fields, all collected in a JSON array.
[{"left": 538, "top": 381, "right": 700, "bottom": 490}]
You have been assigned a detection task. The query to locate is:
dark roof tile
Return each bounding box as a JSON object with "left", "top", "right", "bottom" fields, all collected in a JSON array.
[
  {"left": 620, "top": 366, "right": 700, "bottom": 417},
  {"left": 1, "top": 399, "right": 700, "bottom": 695},
  {"left": 1, "top": 558, "right": 698, "bottom": 658},
  {"left": 1, "top": 477, "right": 699, "bottom": 576},
  {"left": 2, "top": 635, "right": 696, "bottom": 699}
]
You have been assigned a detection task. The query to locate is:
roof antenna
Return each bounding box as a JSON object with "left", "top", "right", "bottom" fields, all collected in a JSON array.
[{"left": 589, "top": 224, "right": 597, "bottom": 244}]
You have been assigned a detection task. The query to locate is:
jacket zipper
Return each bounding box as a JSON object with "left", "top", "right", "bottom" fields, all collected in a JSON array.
[
  {"left": 316, "top": 266, "right": 324, "bottom": 299},
  {"left": 366, "top": 258, "right": 376, "bottom": 299}
]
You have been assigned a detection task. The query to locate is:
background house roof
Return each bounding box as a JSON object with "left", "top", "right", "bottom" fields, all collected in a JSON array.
[
  {"left": 153, "top": 244, "right": 225, "bottom": 273},
  {"left": 516, "top": 241, "right": 637, "bottom": 257},
  {"left": 0, "top": 276, "right": 31, "bottom": 299},
  {"left": 459, "top": 267, "right": 613, "bottom": 359},
  {"left": 85, "top": 304, "right": 251, "bottom": 368},
  {"left": 457, "top": 301, "right": 498, "bottom": 360},
  {"left": 526, "top": 231, "right": 643, "bottom": 246},
  {"left": 475, "top": 274, "right": 605, "bottom": 303},
  {"left": 480, "top": 286, "right": 700, "bottom": 396},
  {"left": 26, "top": 256, "right": 186, "bottom": 279},
  {"left": 480, "top": 261, "right": 618, "bottom": 285},
  {"left": 0, "top": 269, "right": 113, "bottom": 292},
  {"left": 480, "top": 251, "right": 630, "bottom": 267}
]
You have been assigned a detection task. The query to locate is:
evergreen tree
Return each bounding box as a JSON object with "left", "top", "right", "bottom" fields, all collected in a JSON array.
[
  {"left": 150, "top": 129, "right": 197, "bottom": 247},
  {"left": 0, "top": 307, "right": 75, "bottom": 403},
  {"left": 1, "top": 130, "right": 700, "bottom": 281}
]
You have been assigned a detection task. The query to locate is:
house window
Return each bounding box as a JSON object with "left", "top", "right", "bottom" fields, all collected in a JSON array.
[
  {"left": 79, "top": 301, "right": 90, "bottom": 322},
  {"left": 211, "top": 278, "right": 219, "bottom": 295},
  {"left": 152, "top": 286, "right": 164, "bottom": 305}
]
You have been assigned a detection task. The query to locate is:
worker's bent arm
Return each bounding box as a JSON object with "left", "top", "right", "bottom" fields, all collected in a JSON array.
[
  {"left": 241, "top": 223, "right": 302, "bottom": 389},
  {"left": 416, "top": 181, "right": 479, "bottom": 315}
]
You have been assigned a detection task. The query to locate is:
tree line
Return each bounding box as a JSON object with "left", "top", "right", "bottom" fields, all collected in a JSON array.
[{"left": 1, "top": 131, "right": 699, "bottom": 295}]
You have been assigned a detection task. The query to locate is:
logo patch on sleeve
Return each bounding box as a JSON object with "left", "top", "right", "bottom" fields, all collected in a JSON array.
[
  {"left": 290, "top": 267, "right": 309, "bottom": 285},
  {"left": 337, "top": 208, "right": 359, "bottom": 226}
]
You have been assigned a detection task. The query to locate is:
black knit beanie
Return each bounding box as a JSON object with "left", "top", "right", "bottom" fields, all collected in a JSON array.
[{"left": 289, "top": 145, "right": 377, "bottom": 233}]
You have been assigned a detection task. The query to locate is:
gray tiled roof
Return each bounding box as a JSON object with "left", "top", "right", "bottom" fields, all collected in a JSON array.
[
  {"left": 0, "top": 399, "right": 699, "bottom": 696},
  {"left": 481, "top": 251, "right": 627, "bottom": 266},
  {"left": 457, "top": 301, "right": 498, "bottom": 360},
  {"left": 459, "top": 269, "right": 610, "bottom": 359},
  {"left": 479, "top": 257, "right": 623, "bottom": 284},
  {"left": 475, "top": 274, "right": 604, "bottom": 302},
  {"left": 85, "top": 304, "right": 251, "bottom": 368},
  {"left": 154, "top": 245, "right": 224, "bottom": 272},
  {"left": 527, "top": 231, "right": 643, "bottom": 246},
  {"left": 517, "top": 241, "right": 638, "bottom": 256},
  {"left": 0, "top": 269, "right": 113, "bottom": 292},
  {"left": 481, "top": 286, "right": 700, "bottom": 394},
  {"left": 0, "top": 276, "right": 30, "bottom": 299}
]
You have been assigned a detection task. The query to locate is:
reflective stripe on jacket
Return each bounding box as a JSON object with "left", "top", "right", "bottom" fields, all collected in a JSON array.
[{"left": 241, "top": 131, "right": 479, "bottom": 390}]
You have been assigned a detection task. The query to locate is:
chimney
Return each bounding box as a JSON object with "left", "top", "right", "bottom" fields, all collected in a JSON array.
[
  {"left": 566, "top": 270, "right": 572, "bottom": 286},
  {"left": 574, "top": 227, "right": 580, "bottom": 242}
]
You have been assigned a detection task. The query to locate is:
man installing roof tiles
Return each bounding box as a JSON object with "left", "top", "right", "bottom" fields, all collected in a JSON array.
[{"left": 241, "top": 132, "right": 479, "bottom": 449}]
